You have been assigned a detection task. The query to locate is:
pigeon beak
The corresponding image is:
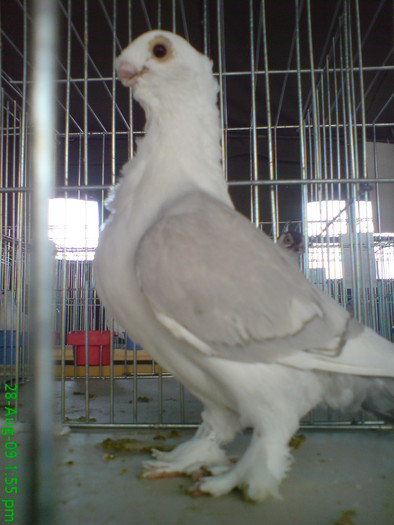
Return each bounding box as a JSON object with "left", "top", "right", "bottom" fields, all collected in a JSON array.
[{"left": 117, "top": 61, "right": 145, "bottom": 87}]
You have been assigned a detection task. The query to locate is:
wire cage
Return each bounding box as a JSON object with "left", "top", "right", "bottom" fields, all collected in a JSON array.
[{"left": 1, "top": 0, "right": 393, "bottom": 434}]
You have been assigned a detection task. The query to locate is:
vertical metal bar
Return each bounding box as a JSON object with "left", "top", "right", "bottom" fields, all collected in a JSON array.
[
  {"left": 83, "top": 0, "right": 89, "bottom": 188},
  {"left": 29, "top": 0, "right": 58, "bottom": 522},
  {"left": 217, "top": 0, "right": 227, "bottom": 179},
  {"left": 354, "top": 0, "right": 366, "bottom": 181},
  {"left": 339, "top": 17, "right": 355, "bottom": 312},
  {"left": 320, "top": 69, "right": 330, "bottom": 294},
  {"left": 179, "top": 0, "right": 189, "bottom": 41},
  {"left": 0, "top": 95, "right": 3, "bottom": 377},
  {"left": 0, "top": 14, "right": 2, "bottom": 313},
  {"left": 333, "top": 34, "right": 342, "bottom": 203},
  {"left": 354, "top": 0, "right": 375, "bottom": 327},
  {"left": 84, "top": 269, "right": 89, "bottom": 418},
  {"left": 275, "top": 0, "right": 305, "bottom": 127},
  {"left": 343, "top": 0, "right": 362, "bottom": 320},
  {"left": 110, "top": 320, "right": 114, "bottom": 423},
  {"left": 295, "top": 0, "right": 309, "bottom": 272},
  {"left": 372, "top": 125, "right": 382, "bottom": 234},
  {"left": 10, "top": 102, "right": 16, "bottom": 383},
  {"left": 133, "top": 344, "right": 138, "bottom": 422},
  {"left": 127, "top": 0, "right": 137, "bottom": 423},
  {"left": 203, "top": 0, "right": 209, "bottom": 55},
  {"left": 326, "top": 56, "right": 334, "bottom": 199},
  {"left": 372, "top": 124, "right": 382, "bottom": 328},
  {"left": 326, "top": 55, "right": 338, "bottom": 301},
  {"left": 112, "top": 1, "right": 117, "bottom": 185},
  {"left": 83, "top": 0, "right": 90, "bottom": 417},
  {"left": 180, "top": 383, "right": 185, "bottom": 424},
  {"left": 306, "top": 0, "right": 322, "bottom": 182},
  {"left": 158, "top": 365, "right": 163, "bottom": 424},
  {"left": 261, "top": 0, "right": 277, "bottom": 240},
  {"left": 139, "top": 0, "right": 152, "bottom": 30},
  {"left": 172, "top": 0, "right": 176, "bottom": 32},
  {"left": 157, "top": 0, "right": 162, "bottom": 29},
  {"left": 109, "top": 0, "right": 118, "bottom": 425},
  {"left": 0, "top": 9, "right": 1, "bottom": 308},
  {"left": 15, "top": 104, "right": 24, "bottom": 407},
  {"left": 273, "top": 126, "right": 279, "bottom": 235},
  {"left": 128, "top": 0, "right": 133, "bottom": 159},
  {"left": 249, "top": 0, "right": 260, "bottom": 226},
  {"left": 61, "top": 0, "right": 72, "bottom": 424}
]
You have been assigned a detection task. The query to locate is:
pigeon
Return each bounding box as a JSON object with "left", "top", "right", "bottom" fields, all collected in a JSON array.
[
  {"left": 94, "top": 30, "right": 394, "bottom": 502},
  {"left": 277, "top": 230, "right": 305, "bottom": 266}
]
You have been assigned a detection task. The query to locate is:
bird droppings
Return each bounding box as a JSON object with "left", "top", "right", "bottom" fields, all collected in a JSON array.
[
  {"left": 289, "top": 434, "right": 306, "bottom": 449},
  {"left": 334, "top": 510, "right": 357, "bottom": 525},
  {"left": 137, "top": 395, "right": 150, "bottom": 403},
  {"left": 167, "top": 429, "right": 181, "bottom": 438},
  {"left": 102, "top": 453, "right": 116, "bottom": 461},
  {"left": 65, "top": 416, "right": 97, "bottom": 423},
  {"left": 72, "top": 391, "right": 96, "bottom": 399},
  {"left": 100, "top": 437, "right": 172, "bottom": 455}
]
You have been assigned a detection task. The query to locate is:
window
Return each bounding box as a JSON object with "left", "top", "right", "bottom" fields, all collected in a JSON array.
[
  {"left": 374, "top": 234, "right": 394, "bottom": 280},
  {"left": 48, "top": 198, "right": 99, "bottom": 261},
  {"left": 306, "top": 200, "right": 373, "bottom": 237},
  {"left": 308, "top": 244, "right": 343, "bottom": 280},
  {"left": 306, "top": 200, "right": 375, "bottom": 282}
]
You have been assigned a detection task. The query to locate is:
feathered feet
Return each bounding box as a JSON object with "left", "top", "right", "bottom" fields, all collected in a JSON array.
[
  {"left": 140, "top": 425, "right": 231, "bottom": 480},
  {"left": 189, "top": 430, "right": 293, "bottom": 502},
  {"left": 141, "top": 426, "right": 293, "bottom": 502}
]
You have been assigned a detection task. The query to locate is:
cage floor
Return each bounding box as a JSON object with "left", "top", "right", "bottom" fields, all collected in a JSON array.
[{"left": 6, "top": 382, "right": 394, "bottom": 525}]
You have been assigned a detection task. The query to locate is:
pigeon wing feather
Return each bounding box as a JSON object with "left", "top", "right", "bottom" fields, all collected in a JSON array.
[{"left": 136, "top": 192, "right": 361, "bottom": 367}]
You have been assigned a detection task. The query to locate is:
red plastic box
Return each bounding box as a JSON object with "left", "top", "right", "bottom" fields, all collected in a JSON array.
[{"left": 67, "top": 331, "right": 111, "bottom": 366}]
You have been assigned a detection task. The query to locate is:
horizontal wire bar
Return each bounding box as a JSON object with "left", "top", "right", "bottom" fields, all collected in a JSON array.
[
  {"left": 1, "top": 120, "right": 392, "bottom": 142},
  {"left": 1, "top": 178, "right": 392, "bottom": 194},
  {"left": 6, "top": 65, "right": 394, "bottom": 85},
  {"left": 64, "top": 422, "right": 392, "bottom": 430},
  {"left": 45, "top": 120, "right": 393, "bottom": 138}
]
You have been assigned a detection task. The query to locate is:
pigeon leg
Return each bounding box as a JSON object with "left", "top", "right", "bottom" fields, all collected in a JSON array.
[
  {"left": 191, "top": 413, "right": 297, "bottom": 502},
  {"left": 141, "top": 421, "right": 231, "bottom": 480}
]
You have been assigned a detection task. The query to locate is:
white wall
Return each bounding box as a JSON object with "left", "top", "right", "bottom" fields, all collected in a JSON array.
[{"left": 366, "top": 141, "right": 394, "bottom": 233}]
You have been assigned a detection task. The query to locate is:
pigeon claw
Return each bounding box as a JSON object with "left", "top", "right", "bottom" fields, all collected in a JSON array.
[
  {"left": 189, "top": 482, "right": 210, "bottom": 498},
  {"left": 140, "top": 465, "right": 183, "bottom": 480}
]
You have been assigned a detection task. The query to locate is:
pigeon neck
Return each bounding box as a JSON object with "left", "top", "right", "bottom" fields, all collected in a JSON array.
[{"left": 144, "top": 99, "right": 223, "bottom": 171}]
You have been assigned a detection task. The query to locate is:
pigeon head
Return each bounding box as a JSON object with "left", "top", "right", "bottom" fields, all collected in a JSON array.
[
  {"left": 116, "top": 30, "right": 217, "bottom": 114},
  {"left": 278, "top": 231, "right": 305, "bottom": 254}
]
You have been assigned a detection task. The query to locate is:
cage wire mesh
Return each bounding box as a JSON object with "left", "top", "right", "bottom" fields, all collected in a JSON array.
[{"left": 1, "top": 0, "right": 393, "bottom": 433}]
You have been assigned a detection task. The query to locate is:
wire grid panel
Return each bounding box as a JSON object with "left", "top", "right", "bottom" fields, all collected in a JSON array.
[
  {"left": 0, "top": 88, "right": 31, "bottom": 391},
  {"left": 0, "top": 0, "right": 393, "bottom": 429}
]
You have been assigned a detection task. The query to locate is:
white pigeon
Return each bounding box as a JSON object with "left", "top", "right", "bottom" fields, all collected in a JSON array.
[{"left": 94, "top": 30, "right": 394, "bottom": 502}]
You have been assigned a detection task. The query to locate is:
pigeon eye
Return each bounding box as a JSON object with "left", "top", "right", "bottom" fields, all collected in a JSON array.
[{"left": 152, "top": 43, "right": 167, "bottom": 59}]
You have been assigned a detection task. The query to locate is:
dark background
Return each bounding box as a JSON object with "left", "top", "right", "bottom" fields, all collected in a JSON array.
[{"left": 1, "top": 0, "right": 393, "bottom": 227}]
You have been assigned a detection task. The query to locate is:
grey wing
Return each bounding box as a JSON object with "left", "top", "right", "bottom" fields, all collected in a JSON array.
[{"left": 135, "top": 192, "right": 351, "bottom": 364}]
